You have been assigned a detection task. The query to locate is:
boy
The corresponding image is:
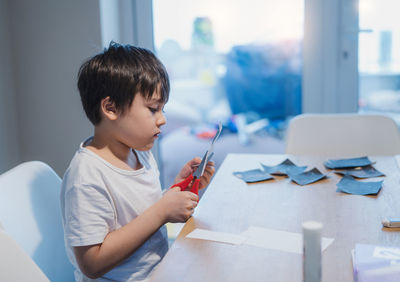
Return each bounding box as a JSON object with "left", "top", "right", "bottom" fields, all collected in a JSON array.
[{"left": 60, "top": 42, "right": 215, "bottom": 281}]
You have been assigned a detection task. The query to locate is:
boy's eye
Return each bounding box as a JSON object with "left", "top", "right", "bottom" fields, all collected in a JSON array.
[{"left": 148, "top": 107, "right": 158, "bottom": 113}]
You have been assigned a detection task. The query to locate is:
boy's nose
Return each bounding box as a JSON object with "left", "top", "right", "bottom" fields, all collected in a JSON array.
[{"left": 157, "top": 112, "right": 166, "bottom": 127}]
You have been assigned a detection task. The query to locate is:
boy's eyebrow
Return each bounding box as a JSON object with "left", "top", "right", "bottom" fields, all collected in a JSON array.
[{"left": 148, "top": 97, "right": 164, "bottom": 104}]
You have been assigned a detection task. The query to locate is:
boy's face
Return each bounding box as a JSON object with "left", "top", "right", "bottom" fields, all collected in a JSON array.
[{"left": 114, "top": 91, "right": 166, "bottom": 151}]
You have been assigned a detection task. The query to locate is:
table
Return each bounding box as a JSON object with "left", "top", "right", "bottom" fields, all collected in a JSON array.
[{"left": 150, "top": 154, "right": 400, "bottom": 282}]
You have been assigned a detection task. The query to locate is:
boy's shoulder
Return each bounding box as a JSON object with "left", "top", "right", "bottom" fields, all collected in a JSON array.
[{"left": 62, "top": 146, "right": 106, "bottom": 187}]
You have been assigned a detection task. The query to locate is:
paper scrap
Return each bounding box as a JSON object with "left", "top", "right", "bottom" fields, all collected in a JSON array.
[
  {"left": 333, "top": 166, "right": 385, "bottom": 178},
  {"left": 336, "top": 175, "right": 383, "bottom": 195},
  {"left": 233, "top": 169, "right": 274, "bottom": 183},
  {"left": 288, "top": 167, "right": 327, "bottom": 186},
  {"left": 186, "top": 226, "right": 334, "bottom": 254},
  {"left": 261, "top": 158, "right": 307, "bottom": 176},
  {"left": 241, "top": 226, "right": 334, "bottom": 254},
  {"left": 324, "top": 156, "right": 373, "bottom": 169},
  {"left": 186, "top": 228, "right": 246, "bottom": 245}
]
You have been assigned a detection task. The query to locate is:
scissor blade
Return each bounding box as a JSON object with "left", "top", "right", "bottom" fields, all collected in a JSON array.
[
  {"left": 212, "top": 122, "right": 222, "bottom": 145},
  {"left": 192, "top": 122, "right": 222, "bottom": 179},
  {"left": 208, "top": 122, "right": 222, "bottom": 156},
  {"left": 193, "top": 150, "right": 208, "bottom": 178}
]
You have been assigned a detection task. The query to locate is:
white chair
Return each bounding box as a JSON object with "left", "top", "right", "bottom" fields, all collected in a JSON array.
[
  {"left": 0, "top": 161, "right": 74, "bottom": 282},
  {"left": 285, "top": 113, "right": 400, "bottom": 157},
  {"left": 0, "top": 228, "right": 49, "bottom": 282}
]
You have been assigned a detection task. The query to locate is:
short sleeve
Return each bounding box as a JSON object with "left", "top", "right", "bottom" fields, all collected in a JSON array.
[{"left": 64, "top": 183, "right": 115, "bottom": 247}]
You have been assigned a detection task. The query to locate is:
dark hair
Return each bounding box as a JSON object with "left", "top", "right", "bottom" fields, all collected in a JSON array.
[{"left": 77, "top": 42, "right": 170, "bottom": 125}]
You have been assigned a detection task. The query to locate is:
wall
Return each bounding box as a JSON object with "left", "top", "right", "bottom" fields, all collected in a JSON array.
[
  {"left": 99, "top": 0, "right": 135, "bottom": 46},
  {"left": 303, "top": 0, "right": 358, "bottom": 113},
  {"left": 0, "top": 0, "right": 20, "bottom": 173},
  {"left": 7, "top": 0, "right": 103, "bottom": 176}
]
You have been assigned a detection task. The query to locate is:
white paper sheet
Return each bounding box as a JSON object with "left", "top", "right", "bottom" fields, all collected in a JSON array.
[
  {"left": 241, "top": 226, "right": 334, "bottom": 254},
  {"left": 186, "top": 226, "right": 334, "bottom": 254},
  {"left": 186, "top": 228, "right": 247, "bottom": 245}
]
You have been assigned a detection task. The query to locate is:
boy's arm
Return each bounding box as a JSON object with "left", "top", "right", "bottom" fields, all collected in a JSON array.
[{"left": 73, "top": 187, "right": 198, "bottom": 279}]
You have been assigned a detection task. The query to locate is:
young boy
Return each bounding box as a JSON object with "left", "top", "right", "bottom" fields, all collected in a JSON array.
[{"left": 60, "top": 42, "right": 215, "bottom": 282}]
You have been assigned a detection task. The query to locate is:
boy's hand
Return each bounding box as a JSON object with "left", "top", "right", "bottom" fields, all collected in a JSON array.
[
  {"left": 160, "top": 187, "right": 198, "bottom": 222},
  {"left": 174, "top": 157, "right": 215, "bottom": 190}
]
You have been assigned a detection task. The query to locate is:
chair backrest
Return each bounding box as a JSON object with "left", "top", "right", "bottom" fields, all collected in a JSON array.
[
  {"left": 0, "top": 161, "right": 74, "bottom": 282},
  {"left": 0, "top": 228, "right": 49, "bottom": 282},
  {"left": 285, "top": 113, "right": 400, "bottom": 157}
]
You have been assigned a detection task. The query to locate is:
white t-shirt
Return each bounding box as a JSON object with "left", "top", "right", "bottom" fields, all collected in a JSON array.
[{"left": 60, "top": 137, "right": 168, "bottom": 282}]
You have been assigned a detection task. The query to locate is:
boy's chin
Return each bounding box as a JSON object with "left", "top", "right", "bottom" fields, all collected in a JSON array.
[{"left": 136, "top": 142, "right": 154, "bottom": 151}]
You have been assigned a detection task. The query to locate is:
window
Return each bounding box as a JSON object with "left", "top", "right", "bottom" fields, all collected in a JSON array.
[
  {"left": 152, "top": 0, "right": 304, "bottom": 133},
  {"left": 358, "top": 0, "right": 400, "bottom": 124}
]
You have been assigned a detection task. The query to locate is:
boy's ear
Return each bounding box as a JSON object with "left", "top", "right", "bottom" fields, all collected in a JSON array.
[{"left": 100, "top": 97, "right": 118, "bottom": 121}]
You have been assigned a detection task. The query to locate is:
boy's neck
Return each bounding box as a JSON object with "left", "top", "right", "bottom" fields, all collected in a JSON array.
[{"left": 86, "top": 130, "right": 142, "bottom": 171}]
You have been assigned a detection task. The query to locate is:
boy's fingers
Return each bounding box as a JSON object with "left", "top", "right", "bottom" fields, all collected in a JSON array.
[
  {"left": 206, "top": 165, "right": 215, "bottom": 173},
  {"left": 203, "top": 168, "right": 214, "bottom": 180},
  {"left": 200, "top": 178, "right": 210, "bottom": 188},
  {"left": 184, "top": 191, "right": 199, "bottom": 201},
  {"left": 190, "top": 157, "right": 202, "bottom": 167},
  {"left": 191, "top": 159, "right": 214, "bottom": 168}
]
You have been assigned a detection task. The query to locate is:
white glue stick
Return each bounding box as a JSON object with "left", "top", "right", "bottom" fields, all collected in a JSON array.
[
  {"left": 382, "top": 218, "right": 400, "bottom": 228},
  {"left": 303, "top": 221, "right": 322, "bottom": 282}
]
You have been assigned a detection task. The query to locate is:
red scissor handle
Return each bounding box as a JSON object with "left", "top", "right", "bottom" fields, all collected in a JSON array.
[
  {"left": 170, "top": 174, "right": 200, "bottom": 199},
  {"left": 190, "top": 178, "right": 200, "bottom": 196},
  {"left": 170, "top": 174, "right": 193, "bottom": 191}
]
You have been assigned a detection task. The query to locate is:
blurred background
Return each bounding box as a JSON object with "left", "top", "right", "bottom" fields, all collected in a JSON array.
[{"left": 1, "top": 0, "right": 400, "bottom": 188}]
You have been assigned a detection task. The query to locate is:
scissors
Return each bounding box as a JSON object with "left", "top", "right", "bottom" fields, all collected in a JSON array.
[{"left": 170, "top": 122, "right": 222, "bottom": 197}]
